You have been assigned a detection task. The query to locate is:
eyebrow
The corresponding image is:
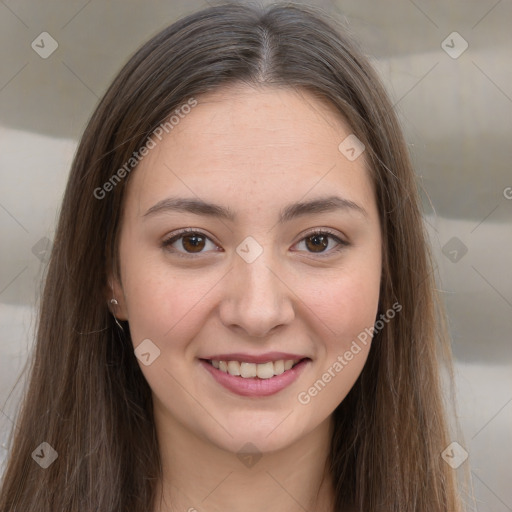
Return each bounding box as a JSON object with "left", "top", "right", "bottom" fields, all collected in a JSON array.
[{"left": 143, "top": 195, "right": 368, "bottom": 223}]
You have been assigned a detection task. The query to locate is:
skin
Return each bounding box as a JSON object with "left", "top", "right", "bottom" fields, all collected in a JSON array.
[{"left": 110, "top": 84, "right": 382, "bottom": 512}]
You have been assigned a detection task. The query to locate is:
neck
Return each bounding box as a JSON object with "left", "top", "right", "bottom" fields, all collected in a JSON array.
[{"left": 151, "top": 413, "right": 335, "bottom": 512}]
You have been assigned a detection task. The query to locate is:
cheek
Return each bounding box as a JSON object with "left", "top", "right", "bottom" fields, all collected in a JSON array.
[
  {"left": 295, "top": 270, "right": 379, "bottom": 412},
  {"left": 120, "top": 251, "right": 221, "bottom": 350},
  {"left": 300, "top": 261, "right": 381, "bottom": 343},
  {"left": 119, "top": 246, "right": 175, "bottom": 338}
]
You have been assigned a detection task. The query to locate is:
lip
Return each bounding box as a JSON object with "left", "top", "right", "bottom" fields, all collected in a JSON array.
[
  {"left": 201, "top": 352, "right": 308, "bottom": 364},
  {"left": 199, "top": 357, "right": 311, "bottom": 397}
]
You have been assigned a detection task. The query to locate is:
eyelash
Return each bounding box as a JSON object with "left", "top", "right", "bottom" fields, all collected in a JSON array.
[{"left": 161, "top": 227, "right": 349, "bottom": 259}]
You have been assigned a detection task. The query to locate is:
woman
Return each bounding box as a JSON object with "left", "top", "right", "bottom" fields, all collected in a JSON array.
[{"left": 0, "top": 3, "right": 465, "bottom": 511}]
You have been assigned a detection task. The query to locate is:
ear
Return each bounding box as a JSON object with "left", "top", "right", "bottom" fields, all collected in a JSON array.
[{"left": 106, "top": 273, "right": 129, "bottom": 321}]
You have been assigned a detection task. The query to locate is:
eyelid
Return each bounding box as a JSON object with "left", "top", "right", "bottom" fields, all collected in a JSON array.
[
  {"left": 292, "top": 227, "right": 349, "bottom": 257},
  {"left": 161, "top": 227, "right": 349, "bottom": 258},
  {"left": 161, "top": 228, "right": 220, "bottom": 258},
  {"left": 298, "top": 227, "right": 348, "bottom": 245}
]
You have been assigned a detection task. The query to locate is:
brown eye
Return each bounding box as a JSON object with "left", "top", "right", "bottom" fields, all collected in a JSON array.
[
  {"left": 181, "top": 233, "right": 206, "bottom": 253},
  {"left": 304, "top": 233, "right": 330, "bottom": 253},
  {"left": 162, "top": 230, "right": 218, "bottom": 257},
  {"left": 295, "top": 230, "right": 347, "bottom": 256},
  {"left": 163, "top": 228, "right": 348, "bottom": 259}
]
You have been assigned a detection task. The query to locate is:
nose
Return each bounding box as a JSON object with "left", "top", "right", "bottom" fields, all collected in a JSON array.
[{"left": 218, "top": 248, "right": 296, "bottom": 338}]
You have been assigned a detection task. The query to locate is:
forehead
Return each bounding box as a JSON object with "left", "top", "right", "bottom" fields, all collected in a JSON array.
[{"left": 124, "top": 84, "right": 377, "bottom": 219}]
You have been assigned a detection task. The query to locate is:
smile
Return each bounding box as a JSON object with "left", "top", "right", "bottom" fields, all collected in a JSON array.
[
  {"left": 208, "top": 358, "right": 302, "bottom": 379},
  {"left": 199, "top": 357, "right": 311, "bottom": 397}
]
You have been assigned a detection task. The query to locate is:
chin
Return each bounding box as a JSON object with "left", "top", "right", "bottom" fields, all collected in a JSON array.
[{"left": 206, "top": 410, "right": 319, "bottom": 456}]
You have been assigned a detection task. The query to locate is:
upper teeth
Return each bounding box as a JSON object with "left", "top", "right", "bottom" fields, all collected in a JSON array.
[{"left": 210, "top": 359, "right": 300, "bottom": 379}]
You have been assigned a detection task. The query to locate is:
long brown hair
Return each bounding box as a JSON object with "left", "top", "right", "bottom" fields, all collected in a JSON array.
[{"left": 0, "top": 2, "right": 463, "bottom": 511}]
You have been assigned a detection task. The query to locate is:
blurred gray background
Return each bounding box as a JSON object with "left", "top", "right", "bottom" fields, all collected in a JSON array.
[{"left": 0, "top": 0, "right": 510, "bottom": 510}]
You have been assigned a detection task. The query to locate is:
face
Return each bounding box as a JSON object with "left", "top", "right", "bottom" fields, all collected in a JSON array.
[{"left": 111, "top": 84, "right": 382, "bottom": 454}]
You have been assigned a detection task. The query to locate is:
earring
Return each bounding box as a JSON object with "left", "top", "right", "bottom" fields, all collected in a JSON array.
[
  {"left": 108, "top": 287, "right": 125, "bottom": 332},
  {"left": 109, "top": 299, "right": 125, "bottom": 332}
]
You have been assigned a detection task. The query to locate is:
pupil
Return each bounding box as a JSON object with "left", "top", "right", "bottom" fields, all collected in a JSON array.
[
  {"left": 184, "top": 234, "right": 204, "bottom": 252},
  {"left": 308, "top": 235, "right": 327, "bottom": 252}
]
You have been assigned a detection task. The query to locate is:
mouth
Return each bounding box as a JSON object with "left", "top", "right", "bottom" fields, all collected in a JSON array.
[
  {"left": 203, "top": 357, "right": 307, "bottom": 379},
  {"left": 199, "top": 356, "right": 311, "bottom": 397}
]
